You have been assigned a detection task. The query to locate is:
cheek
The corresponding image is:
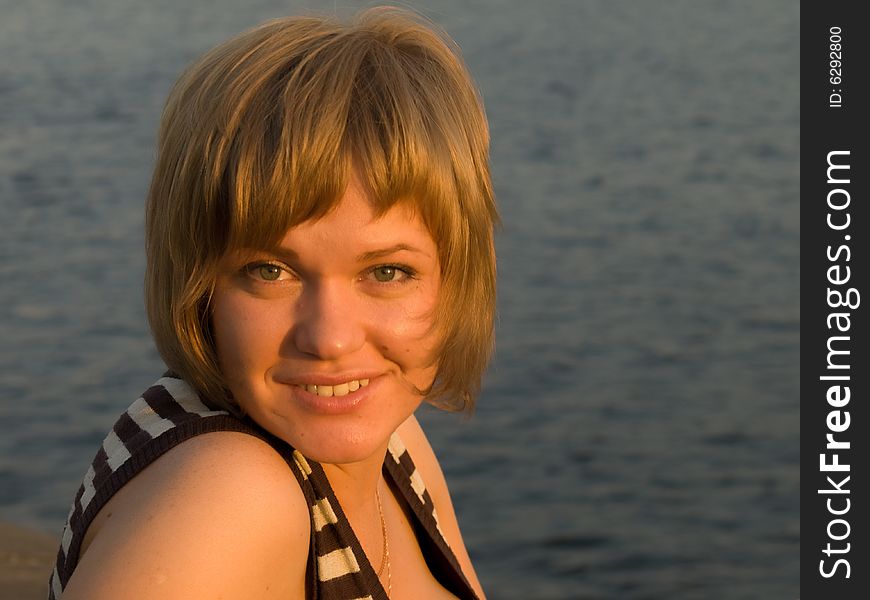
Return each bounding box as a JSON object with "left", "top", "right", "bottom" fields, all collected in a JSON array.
[
  {"left": 374, "top": 300, "right": 440, "bottom": 368},
  {"left": 210, "top": 296, "right": 245, "bottom": 377},
  {"left": 211, "top": 292, "right": 282, "bottom": 377}
]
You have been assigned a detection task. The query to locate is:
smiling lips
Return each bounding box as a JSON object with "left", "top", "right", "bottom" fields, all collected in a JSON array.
[{"left": 297, "top": 379, "right": 371, "bottom": 397}]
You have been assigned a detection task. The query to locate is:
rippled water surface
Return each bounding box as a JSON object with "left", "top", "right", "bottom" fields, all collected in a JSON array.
[{"left": 1, "top": 1, "right": 798, "bottom": 598}]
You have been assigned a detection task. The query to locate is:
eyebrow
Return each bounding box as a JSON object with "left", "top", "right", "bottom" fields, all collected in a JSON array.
[
  {"left": 257, "top": 243, "right": 429, "bottom": 264},
  {"left": 270, "top": 247, "right": 299, "bottom": 262},
  {"left": 356, "top": 244, "right": 430, "bottom": 262}
]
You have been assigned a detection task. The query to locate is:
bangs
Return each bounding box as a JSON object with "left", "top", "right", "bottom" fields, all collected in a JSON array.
[{"left": 214, "top": 14, "right": 479, "bottom": 257}]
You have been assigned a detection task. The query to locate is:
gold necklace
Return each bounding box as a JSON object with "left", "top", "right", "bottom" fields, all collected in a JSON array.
[{"left": 375, "top": 485, "right": 391, "bottom": 596}]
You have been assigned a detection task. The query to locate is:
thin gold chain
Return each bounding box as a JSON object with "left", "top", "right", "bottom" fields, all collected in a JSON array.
[{"left": 375, "top": 484, "right": 391, "bottom": 596}]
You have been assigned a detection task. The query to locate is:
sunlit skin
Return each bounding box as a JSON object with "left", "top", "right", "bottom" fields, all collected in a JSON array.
[{"left": 211, "top": 177, "right": 441, "bottom": 473}]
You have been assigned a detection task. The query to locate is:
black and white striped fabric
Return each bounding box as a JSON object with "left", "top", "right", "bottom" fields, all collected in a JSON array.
[{"left": 48, "top": 376, "right": 479, "bottom": 599}]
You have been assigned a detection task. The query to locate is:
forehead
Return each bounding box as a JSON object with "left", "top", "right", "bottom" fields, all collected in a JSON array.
[{"left": 274, "top": 179, "right": 437, "bottom": 258}]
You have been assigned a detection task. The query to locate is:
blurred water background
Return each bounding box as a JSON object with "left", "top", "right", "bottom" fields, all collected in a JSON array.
[{"left": 0, "top": 1, "right": 799, "bottom": 598}]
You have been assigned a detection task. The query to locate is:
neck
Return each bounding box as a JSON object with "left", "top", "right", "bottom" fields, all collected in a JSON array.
[
  {"left": 321, "top": 440, "right": 391, "bottom": 587},
  {"left": 320, "top": 439, "right": 390, "bottom": 517}
]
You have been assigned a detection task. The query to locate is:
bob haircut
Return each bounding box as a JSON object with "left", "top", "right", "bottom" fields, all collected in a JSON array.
[{"left": 145, "top": 6, "right": 497, "bottom": 413}]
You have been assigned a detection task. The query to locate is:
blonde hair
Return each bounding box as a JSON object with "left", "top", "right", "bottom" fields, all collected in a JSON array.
[{"left": 145, "top": 6, "right": 497, "bottom": 412}]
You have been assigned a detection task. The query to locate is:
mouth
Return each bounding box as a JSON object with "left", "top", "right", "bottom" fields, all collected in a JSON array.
[{"left": 295, "top": 379, "right": 371, "bottom": 398}]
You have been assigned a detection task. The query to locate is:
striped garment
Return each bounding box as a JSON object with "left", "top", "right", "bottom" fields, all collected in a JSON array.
[{"left": 48, "top": 376, "right": 479, "bottom": 599}]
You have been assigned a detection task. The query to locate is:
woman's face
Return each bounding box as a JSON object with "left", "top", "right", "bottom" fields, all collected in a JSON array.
[{"left": 211, "top": 178, "right": 440, "bottom": 465}]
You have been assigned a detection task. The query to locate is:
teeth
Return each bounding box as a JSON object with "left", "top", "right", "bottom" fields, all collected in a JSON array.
[{"left": 301, "top": 379, "right": 370, "bottom": 397}]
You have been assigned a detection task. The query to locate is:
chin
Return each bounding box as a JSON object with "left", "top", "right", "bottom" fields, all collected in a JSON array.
[{"left": 290, "top": 422, "right": 394, "bottom": 466}]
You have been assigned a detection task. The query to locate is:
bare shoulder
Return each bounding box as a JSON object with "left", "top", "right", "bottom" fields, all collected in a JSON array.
[
  {"left": 63, "top": 432, "right": 310, "bottom": 600},
  {"left": 396, "top": 414, "right": 487, "bottom": 599}
]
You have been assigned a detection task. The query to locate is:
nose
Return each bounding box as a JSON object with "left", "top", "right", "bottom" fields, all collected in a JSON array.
[{"left": 291, "top": 280, "right": 365, "bottom": 360}]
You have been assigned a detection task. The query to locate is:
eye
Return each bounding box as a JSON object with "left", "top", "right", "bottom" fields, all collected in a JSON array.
[
  {"left": 244, "top": 262, "right": 292, "bottom": 282},
  {"left": 370, "top": 265, "right": 415, "bottom": 284}
]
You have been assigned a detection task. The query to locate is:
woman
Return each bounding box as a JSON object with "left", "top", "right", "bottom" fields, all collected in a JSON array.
[{"left": 49, "top": 6, "right": 496, "bottom": 600}]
